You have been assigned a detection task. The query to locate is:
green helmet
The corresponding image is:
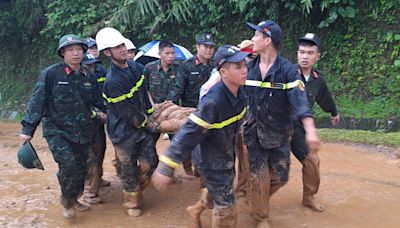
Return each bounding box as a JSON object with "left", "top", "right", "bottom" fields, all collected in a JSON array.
[
  {"left": 57, "top": 34, "right": 88, "bottom": 57},
  {"left": 17, "top": 141, "right": 44, "bottom": 170}
]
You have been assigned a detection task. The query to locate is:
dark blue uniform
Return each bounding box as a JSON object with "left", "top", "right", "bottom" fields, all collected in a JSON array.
[
  {"left": 244, "top": 55, "right": 313, "bottom": 220},
  {"left": 159, "top": 81, "right": 246, "bottom": 206},
  {"left": 102, "top": 60, "right": 157, "bottom": 194}
]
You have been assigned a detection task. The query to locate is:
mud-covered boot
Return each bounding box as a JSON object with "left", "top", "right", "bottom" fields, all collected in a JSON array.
[
  {"left": 187, "top": 188, "right": 213, "bottom": 227},
  {"left": 122, "top": 191, "right": 142, "bottom": 217},
  {"left": 301, "top": 152, "right": 325, "bottom": 212},
  {"left": 212, "top": 205, "right": 237, "bottom": 228}
]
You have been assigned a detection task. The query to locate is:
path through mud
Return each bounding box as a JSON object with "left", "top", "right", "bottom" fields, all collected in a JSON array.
[{"left": 1, "top": 122, "right": 399, "bottom": 227}]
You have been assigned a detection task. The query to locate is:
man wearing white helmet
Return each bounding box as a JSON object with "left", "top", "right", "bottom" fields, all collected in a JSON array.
[
  {"left": 124, "top": 38, "right": 136, "bottom": 61},
  {"left": 96, "top": 27, "right": 158, "bottom": 217}
]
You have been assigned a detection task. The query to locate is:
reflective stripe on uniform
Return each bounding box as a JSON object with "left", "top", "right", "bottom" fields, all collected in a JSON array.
[
  {"left": 245, "top": 79, "right": 305, "bottom": 90},
  {"left": 90, "top": 111, "right": 97, "bottom": 119},
  {"left": 97, "top": 77, "right": 106, "bottom": 83},
  {"left": 102, "top": 75, "right": 145, "bottom": 103},
  {"left": 147, "top": 107, "right": 154, "bottom": 114},
  {"left": 159, "top": 155, "right": 180, "bottom": 169},
  {"left": 123, "top": 190, "right": 138, "bottom": 196},
  {"left": 189, "top": 107, "right": 246, "bottom": 129}
]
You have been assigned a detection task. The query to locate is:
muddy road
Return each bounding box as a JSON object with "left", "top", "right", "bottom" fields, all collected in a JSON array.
[{"left": 0, "top": 122, "right": 399, "bottom": 227}]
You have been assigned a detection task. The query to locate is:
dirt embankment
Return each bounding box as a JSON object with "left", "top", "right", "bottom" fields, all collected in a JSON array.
[{"left": 1, "top": 122, "right": 399, "bottom": 227}]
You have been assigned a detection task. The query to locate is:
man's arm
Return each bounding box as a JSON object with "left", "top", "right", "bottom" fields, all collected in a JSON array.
[
  {"left": 315, "top": 77, "right": 340, "bottom": 125},
  {"left": 20, "top": 69, "right": 49, "bottom": 143}
]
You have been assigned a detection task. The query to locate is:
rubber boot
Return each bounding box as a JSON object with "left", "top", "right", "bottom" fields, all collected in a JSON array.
[
  {"left": 122, "top": 191, "right": 142, "bottom": 217},
  {"left": 212, "top": 205, "right": 237, "bottom": 228},
  {"left": 301, "top": 151, "right": 325, "bottom": 212},
  {"left": 186, "top": 188, "right": 213, "bottom": 228}
]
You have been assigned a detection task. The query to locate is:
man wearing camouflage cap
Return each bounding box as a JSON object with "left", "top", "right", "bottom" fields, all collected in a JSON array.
[{"left": 20, "top": 34, "right": 106, "bottom": 219}]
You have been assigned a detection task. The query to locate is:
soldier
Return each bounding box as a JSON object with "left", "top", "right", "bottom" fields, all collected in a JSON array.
[
  {"left": 96, "top": 27, "right": 158, "bottom": 217},
  {"left": 244, "top": 20, "right": 319, "bottom": 227},
  {"left": 80, "top": 53, "right": 109, "bottom": 204},
  {"left": 291, "top": 33, "right": 340, "bottom": 212},
  {"left": 168, "top": 33, "right": 215, "bottom": 176},
  {"left": 144, "top": 40, "right": 179, "bottom": 143},
  {"left": 20, "top": 34, "right": 105, "bottom": 219},
  {"left": 152, "top": 45, "right": 249, "bottom": 228}
]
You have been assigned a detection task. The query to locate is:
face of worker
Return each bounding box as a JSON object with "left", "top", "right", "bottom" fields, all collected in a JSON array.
[
  {"left": 251, "top": 30, "right": 271, "bottom": 53},
  {"left": 87, "top": 45, "right": 100, "bottom": 58},
  {"left": 196, "top": 44, "right": 215, "bottom": 61},
  {"left": 104, "top": 43, "right": 128, "bottom": 63},
  {"left": 220, "top": 60, "right": 248, "bottom": 87},
  {"left": 62, "top": 44, "right": 84, "bottom": 66},
  {"left": 127, "top": 49, "right": 135, "bottom": 61},
  {"left": 297, "top": 44, "right": 320, "bottom": 69},
  {"left": 159, "top": 46, "right": 175, "bottom": 66}
]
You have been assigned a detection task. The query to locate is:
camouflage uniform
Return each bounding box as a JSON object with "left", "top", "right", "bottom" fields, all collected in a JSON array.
[
  {"left": 144, "top": 59, "right": 179, "bottom": 104},
  {"left": 144, "top": 59, "right": 179, "bottom": 143},
  {"left": 102, "top": 60, "right": 157, "bottom": 210},
  {"left": 21, "top": 62, "right": 105, "bottom": 208},
  {"left": 168, "top": 56, "right": 213, "bottom": 108}
]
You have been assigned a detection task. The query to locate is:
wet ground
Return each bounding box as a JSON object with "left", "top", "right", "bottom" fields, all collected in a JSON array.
[{"left": 1, "top": 122, "right": 399, "bottom": 227}]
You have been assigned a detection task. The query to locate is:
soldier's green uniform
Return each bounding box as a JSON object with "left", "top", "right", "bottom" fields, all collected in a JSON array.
[
  {"left": 21, "top": 35, "right": 105, "bottom": 209},
  {"left": 144, "top": 59, "right": 179, "bottom": 104},
  {"left": 168, "top": 57, "right": 213, "bottom": 107}
]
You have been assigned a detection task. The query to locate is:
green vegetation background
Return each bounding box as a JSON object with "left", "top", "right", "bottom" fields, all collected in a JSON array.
[{"left": 0, "top": 0, "right": 399, "bottom": 119}]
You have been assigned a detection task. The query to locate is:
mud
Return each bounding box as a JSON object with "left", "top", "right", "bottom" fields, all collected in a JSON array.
[{"left": 1, "top": 122, "right": 399, "bottom": 227}]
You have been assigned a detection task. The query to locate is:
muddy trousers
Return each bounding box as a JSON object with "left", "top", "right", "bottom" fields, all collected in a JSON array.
[
  {"left": 86, "top": 123, "right": 107, "bottom": 195},
  {"left": 113, "top": 133, "right": 158, "bottom": 208},
  {"left": 291, "top": 122, "right": 320, "bottom": 199},
  {"left": 46, "top": 135, "right": 89, "bottom": 209},
  {"left": 246, "top": 142, "right": 291, "bottom": 221}
]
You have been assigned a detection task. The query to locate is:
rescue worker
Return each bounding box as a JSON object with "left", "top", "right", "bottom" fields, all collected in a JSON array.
[
  {"left": 124, "top": 37, "right": 136, "bottom": 61},
  {"left": 292, "top": 33, "right": 340, "bottom": 212},
  {"left": 144, "top": 40, "right": 179, "bottom": 143},
  {"left": 20, "top": 34, "right": 105, "bottom": 219},
  {"left": 244, "top": 20, "right": 320, "bottom": 227},
  {"left": 85, "top": 37, "right": 100, "bottom": 58},
  {"left": 168, "top": 33, "right": 215, "bottom": 176},
  {"left": 81, "top": 53, "right": 108, "bottom": 204},
  {"left": 95, "top": 27, "right": 158, "bottom": 217},
  {"left": 152, "top": 45, "right": 249, "bottom": 228}
]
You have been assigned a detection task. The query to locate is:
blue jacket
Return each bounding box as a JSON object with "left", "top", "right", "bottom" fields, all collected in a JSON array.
[
  {"left": 244, "top": 55, "right": 313, "bottom": 149},
  {"left": 102, "top": 60, "right": 153, "bottom": 144},
  {"left": 160, "top": 81, "right": 246, "bottom": 171}
]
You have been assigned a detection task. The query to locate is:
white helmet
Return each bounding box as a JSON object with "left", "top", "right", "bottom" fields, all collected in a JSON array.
[
  {"left": 124, "top": 38, "right": 136, "bottom": 50},
  {"left": 95, "top": 27, "right": 125, "bottom": 51}
]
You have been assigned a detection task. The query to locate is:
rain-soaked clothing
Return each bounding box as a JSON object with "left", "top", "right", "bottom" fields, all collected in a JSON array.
[
  {"left": 159, "top": 81, "right": 246, "bottom": 207},
  {"left": 291, "top": 68, "right": 338, "bottom": 199},
  {"left": 85, "top": 63, "right": 108, "bottom": 195},
  {"left": 243, "top": 55, "right": 313, "bottom": 220},
  {"left": 21, "top": 62, "right": 105, "bottom": 208},
  {"left": 102, "top": 60, "right": 157, "bottom": 193},
  {"left": 167, "top": 56, "right": 213, "bottom": 108}
]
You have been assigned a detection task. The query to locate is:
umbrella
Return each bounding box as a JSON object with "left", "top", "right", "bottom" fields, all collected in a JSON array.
[{"left": 134, "top": 40, "right": 193, "bottom": 65}]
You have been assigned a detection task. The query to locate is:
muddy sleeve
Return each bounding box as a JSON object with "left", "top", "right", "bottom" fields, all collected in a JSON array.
[
  {"left": 161, "top": 98, "right": 217, "bottom": 166},
  {"left": 21, "top": 69, "right": 49, "bottom": 137},
  {"left": 107, "top": 82, "right": 148, "bottom": 128},
  {"left": 315, "top": 78, "right": 338, "bottom": 116}
]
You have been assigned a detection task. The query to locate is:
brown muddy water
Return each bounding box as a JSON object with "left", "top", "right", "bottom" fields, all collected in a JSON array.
[{"left": 0, "top": 122, "right": 399, "bottom": 227}]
